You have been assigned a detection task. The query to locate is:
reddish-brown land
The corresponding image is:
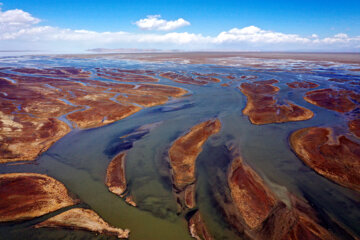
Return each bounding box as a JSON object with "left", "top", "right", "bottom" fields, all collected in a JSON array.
[
  {"left": 281, "top": 196, "right": 337, "bottom": 240},
  {"left": 0, "top": 173, "right": 77, "bottom": 222},
  {"left": 160, "top": 71, "right": 221, "bottom": 85},
  {"left": 0, "top": 113, "right": 71, "bottom": 163},
  {"left": 303, "top": 89, "right": 360, "bottom": 141},
  {"left": 0, "top": 74, "right": 78, "bottom": 162},
  {"left": 195, "top": 75, "right": 220, "bottom": 83},
  {"left": 116, "top": 69, "right": 157, "bottom": 75},
  {"left": 290, "top": 127, "right": 360, "bottom": 192},
  {"left": 286, "top": 81, "right": 319, "bottom": 89},
  {"left": 219, "top": 149, "right": 336, "bottom": 240},
  {"left": 226, "top": 75, "right": 236, "bottom": 80},
  {"left": 63, "top": 83, "right": 187, "bottom": 129},
  {"left": 184, "top": 184, "right": 196, "bottom": 209},
  {"left": 132, "top": 83, "right": 187, "bottom": 97},
  {"left": 106, "top": 152, "right": 127, "bottom": 197},
  {"left": 169, "top": 119, "right": 221, "bottom": 190},
  {"left": 35, "top": 208, "right": 130, "bottom": 239},
  {"left": 304, "top": 89, "right": 358, "bottom": 113},
  {"left": 0, "top": 68, "right": 187, "bottom": 163},
  {"left": 240, "top": 80, "right": 314, "bottom": 124},
  {"left": 66, "top": 102, "right": 141, "bottom": 129},
  {"left": 160, "top": 72, "right": 207, "bottom": 85},
  {"left": 97, "top": 68, "right": 158, "bottom": 83},
  {"left": 191, "top": 72, "right": 221, "bottom": 83},
  {"left": 116, "top": 94, "right": 169, "bottom": 107},
  {"left": 228, "top": 156, "right": 277, "bottom": 229},
  {"left": 168, "top": 119, "right": 221, "bottom": 214},
  {"left": 12, "top": 67, "right": 91, "bottom": 78},
  {"left": 349, "top": 119, "right": 360, "bottom": 137},
  {"left": 188, "top": 211, "right": 213, "bottom": 240}
]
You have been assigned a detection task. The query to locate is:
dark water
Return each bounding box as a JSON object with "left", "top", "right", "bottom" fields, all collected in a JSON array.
[{"left": 0, "top": 56, "right": 359, "bottom": 240}]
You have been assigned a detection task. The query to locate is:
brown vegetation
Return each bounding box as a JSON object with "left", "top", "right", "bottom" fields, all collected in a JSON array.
[
  {"left": 160, "top": 71, "right": 221, "bottom": 85},
  {"left": 286, "top": 81, "right": 319, "bottom": 89},
  {"left": 290, "top": 127, "right": 360, "bottom": 192},
  {"left": 0, "top": 68, "right": 187, "bottom": 163},
  {"left": 188, "top": 211, "right": 213, "bottom": 240},
  {"left": 106, "top": 152, "right": 127, "bottom": 197},
  {"left": 13, "top": 67, "right": 91, "bottom": 78},
  {"left": 168, "top": 119, "right": 221, "bottom": 214},
  {"left": 349, "top": 119, "right": 360, "bottom": 137},
  {"left": 228, "top": 156, "right": 277, "bottom": 229},
  {"left": 0, "top": 173, "right": 76, "bottom": 222},
  {"left": 304, "top": 89, "right": 359, "bottom": 113},
  {"left": 35, "top": 208, "right": 130, "bottom": 239},
  {"left": 97, "top": 68, "right": 158, "bottom": 82},
  {"left": 169, "top": 119, "right": 221, "bottom": 190},
  {"left": 240, "top": 80, "right": 314, "bottom": 124},
  {"left": 218, "top": 149, "right": 336, "bottom": 240}
]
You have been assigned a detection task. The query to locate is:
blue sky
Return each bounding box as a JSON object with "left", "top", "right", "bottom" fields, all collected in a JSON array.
[{"left": 1, "top": 0, "right": 360, "bottom": 52}]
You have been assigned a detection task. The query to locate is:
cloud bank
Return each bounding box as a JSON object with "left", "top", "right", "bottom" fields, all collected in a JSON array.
[
  {"left": 134, "top": 15, "right": 190, "bottom": 31},
  {"left": 1, "top": 6, "right": 359, "bottom": 52},
  {"left": 0, "top": 8, "right": 40, "bottom": 26}
]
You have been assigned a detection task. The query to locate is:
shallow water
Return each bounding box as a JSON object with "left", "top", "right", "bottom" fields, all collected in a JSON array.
[{"left": 0, "top": 56, "right": 359, "bottom": 240}]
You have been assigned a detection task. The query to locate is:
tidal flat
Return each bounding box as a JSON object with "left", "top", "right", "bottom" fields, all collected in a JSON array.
[{"left": 0, "top": 53, "right": 359, "bottom": 240}]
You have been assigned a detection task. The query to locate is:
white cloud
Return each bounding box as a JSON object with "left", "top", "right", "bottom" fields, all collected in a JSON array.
[
  {"left": 334, "top": 33, "right": 348, "bottom": 38},
  {"left": 0, "top": 6, "right": 360, "bottom": 51},
  {"left": 0, "top": 6, "right": 41, "bottom": 42},
  {"left": 135, "top": 15, "right": 190, "bottom": 31},
  {"left": 214, "top": 26, "right": 311, "bottom": 44},
  {"left": 320, "top": 33, "right": 360, "bottom": 44},
  {"left": 0, "top": 8, "right": 40, "bottom": 27}
]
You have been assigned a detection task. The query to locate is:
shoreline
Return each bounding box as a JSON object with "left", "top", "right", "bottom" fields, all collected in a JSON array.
[
  {"left": 56, "top": 52, "right": 360, "bottom": 65},
  {"left": 1, "top": 51, "right": 359, "bottom": 65}
]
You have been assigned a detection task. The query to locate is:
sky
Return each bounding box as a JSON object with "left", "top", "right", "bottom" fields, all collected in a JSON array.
[{"left": 1, "top": 0, "right": 360, "bottom": 52}]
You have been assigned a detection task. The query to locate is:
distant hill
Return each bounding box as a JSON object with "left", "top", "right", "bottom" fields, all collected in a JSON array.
[{"left": 87, "top": 48, "right": 164, "bottom": 53}]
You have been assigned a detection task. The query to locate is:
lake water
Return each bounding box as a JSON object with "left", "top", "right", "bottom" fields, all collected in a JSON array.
[{"left": 0, "top": 55, "right": 359, "bottom": 240}]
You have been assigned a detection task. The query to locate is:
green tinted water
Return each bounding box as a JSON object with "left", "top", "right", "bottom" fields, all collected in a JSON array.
[{"left": 0, "top": 57, "right": 359, "bottom": 240}]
